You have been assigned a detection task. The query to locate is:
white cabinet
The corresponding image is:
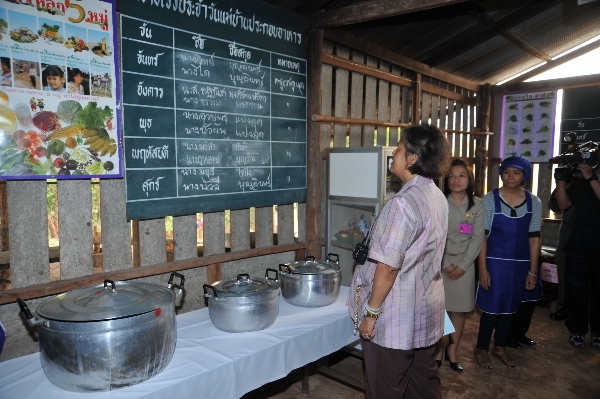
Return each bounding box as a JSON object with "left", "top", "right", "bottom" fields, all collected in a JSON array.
[{"left": 326, "top": 146, "right": 401, "bottom": 286}]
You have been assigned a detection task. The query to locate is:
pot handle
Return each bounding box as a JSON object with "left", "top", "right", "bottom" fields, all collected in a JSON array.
[
  {"left": 327, "top": 253, "right": 340, "bottom": 266},
  {"left": 104, "top": 279, "right": 116, "bottom": 293},
  {"left": 237, "top": 273, "right": 250, "bottom": 281},
  {"left": 265, "top": 268, "right": 278, "bottom": 281},
  {"left": 17, "top": 298, "right": 48, "bottom": 327},
  {"left": 305, "top": 256, "right": 316, "bottom": 262},
  {"left": 168, "top": 272, "right": 185, "bottom": 295},
  {"left": 203, "top": 284, "right": 218, "bottom": 306}
]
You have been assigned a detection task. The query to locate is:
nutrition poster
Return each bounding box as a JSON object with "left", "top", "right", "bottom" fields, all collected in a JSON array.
[
  {"left": 501, "top": 90, "right": 556, "bottom": 163},
  {"left": 0, "top": 0, "right": 120, "bottom": 179}
]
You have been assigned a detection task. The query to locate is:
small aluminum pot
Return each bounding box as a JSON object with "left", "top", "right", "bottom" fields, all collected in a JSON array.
[
  {"left": 17, "top": 273, "right": 185, "bottom": 392},
  {"left": 203, "top": 269, "right": 279, "bottom": 333},
  {"left": 279, "top": 253, "right": 340, "bottom": 307}
]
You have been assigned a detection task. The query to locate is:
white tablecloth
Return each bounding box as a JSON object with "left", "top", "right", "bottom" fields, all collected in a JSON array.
[{"left": 0, "top": 286, "right": 356, "bottom": 399}]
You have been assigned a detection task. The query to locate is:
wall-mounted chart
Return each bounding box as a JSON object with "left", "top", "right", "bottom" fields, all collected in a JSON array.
[{"left": 121, "top": 0, "right": 306, "bottom": 220}]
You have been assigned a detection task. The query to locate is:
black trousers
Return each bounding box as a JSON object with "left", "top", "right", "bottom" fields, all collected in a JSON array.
[
  {"left": 476, "top": 312, "right": 513, "bottom": 351},
  {"left": 362, "top": 341, "right": 441, "bottom": 399},
  {"left": 30, "top": 75, "right": 36, "bottom": 87},
  {"left": 565, "top": 250, "right": 600, "bottom": 336},
  {"left": 508, "top": 301, "right": 537, "bottom": 343}
]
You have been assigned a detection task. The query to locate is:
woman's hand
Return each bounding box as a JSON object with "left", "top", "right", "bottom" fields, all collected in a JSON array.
[
  {"left": 525, "top": 274, "right": 537, "bottom": 291},
  {"left": 479, "top": 268, "right": 491, "bottom": 290},
  {"left": 358, "top": 316, "right": 377, "bottom": 340},
  {"left": 452, "top": 266, "right": 466, "bottom": 280},
  {"left": 443, "top": 265, "right": 456, "bottom": 279}
]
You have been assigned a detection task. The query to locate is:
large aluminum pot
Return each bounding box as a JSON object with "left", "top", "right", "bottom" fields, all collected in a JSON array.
[
  {"left": 279, "top": 253, "right": 340, "bottom": 307},
  {"left": 203, "top": 269, "right": 279, "bottom": 333},
  {"left": 17, "top": 272, "right": 185, "bottom": 392}
]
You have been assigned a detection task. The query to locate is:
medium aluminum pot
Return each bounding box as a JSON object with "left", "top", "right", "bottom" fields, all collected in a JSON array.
[
  {"left": 17, "top": 272, "right": 185, "bottom": 392},
  {"left": 279, "top": 253, "right": 340, "bottom": 307},
  {"left": 203, "top": 269, "right": 279, "bottom": 333}
]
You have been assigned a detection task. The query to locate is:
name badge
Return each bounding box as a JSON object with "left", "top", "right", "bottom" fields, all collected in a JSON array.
[{"left": 459, "top": 223, "right": 472, "bottom": 235}]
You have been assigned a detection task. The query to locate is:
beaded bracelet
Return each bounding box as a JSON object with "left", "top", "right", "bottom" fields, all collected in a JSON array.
[{"left": 528, "top": 271, "right": 537, "bottom": 277}]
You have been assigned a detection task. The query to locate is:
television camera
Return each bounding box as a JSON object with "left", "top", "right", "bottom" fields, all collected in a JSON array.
[{"left": 549, "top": 132, "right": 599, "bottom": 181}]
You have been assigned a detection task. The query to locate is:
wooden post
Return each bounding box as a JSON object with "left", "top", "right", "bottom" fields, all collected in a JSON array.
[
  {"left": 412, "top": 73, "right": 422, "bottom": 124},
  {"left": 306, "top": 29, "right": 324, "bottom": 258},
  {"left": 207, "top": 263, "right": 222, "bottom": 285},
  {"left": 475, "top": 83, "right": 492, "bottom": 197},
  {"left": 131, "top": 220, "right": 140, "bottom": 267}
]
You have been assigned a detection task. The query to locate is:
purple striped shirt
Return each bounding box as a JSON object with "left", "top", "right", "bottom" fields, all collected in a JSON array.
[{"left": 348, "top": 175, "right": 448, "bottom": 349}]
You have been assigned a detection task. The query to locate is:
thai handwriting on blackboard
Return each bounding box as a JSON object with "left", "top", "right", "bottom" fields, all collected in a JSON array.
[
  {"left": 273, "top": 76, "right": 304, "bottom": 95},
  {"left": 143, "top": 176, "right": 165, "bottom": 197},
  {"left": 137, "top": 50, "right": 165, "bottom": 66},
  {"left": 131, "top": 145, "right": 169, "bottom": 164},
  {"left": 138, "top": 82, "right": 164, "bottom": 98},
  {"left": 138, "top": 1, "right": 303, "bottom": 45},
  {"left": 140, "top": 22, "right": 153, "bottom": 39},
  {"left": 139, "top": 118, "right": 152, "bottom": 133},
  {"left": 192, "top": 35, "right": 206, "bottom": 49}
]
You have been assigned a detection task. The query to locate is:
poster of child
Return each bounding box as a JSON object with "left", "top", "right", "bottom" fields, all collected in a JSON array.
[
  {"left": 0, "top": 57, "right": 12, "bottom": 87},
  {"left": 42, "top": 64, "right": 67, "bottom": 93}
]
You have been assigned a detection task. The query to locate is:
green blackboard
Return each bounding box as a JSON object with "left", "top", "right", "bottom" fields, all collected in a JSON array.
[
  {"left": 560, "top": 85, "right": 600, "bottom": 152},
  {"left": 121, "top": 0, "right": 307, "bottom": 220}
]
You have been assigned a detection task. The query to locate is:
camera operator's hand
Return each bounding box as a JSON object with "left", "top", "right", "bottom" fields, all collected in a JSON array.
[{"left": 577, "top": 164, "right": 594, "bottom": 180}]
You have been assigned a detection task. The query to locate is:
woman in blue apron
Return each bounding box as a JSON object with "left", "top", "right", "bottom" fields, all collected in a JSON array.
[{"left": 474, "top": 156, "right": 542, "bottom": 369}]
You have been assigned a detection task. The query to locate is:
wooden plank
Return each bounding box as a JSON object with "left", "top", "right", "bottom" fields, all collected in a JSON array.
[
  {"left": 312, "top": 115, "right": 408, "bottom": 128},
  {"left": 100, "top": 179, "right": 131, "bottom": 272},
  {"left": 430, "top": 94, "right": 439, "bottom": 129},
  {"left": 207, "top": 263, "right": 222, "bottom": 285},
  {"left": 307, "top": 0, "right": 468, "bottom": 29},
  {"left": 333, "top": 46, "right": 350, "bottom": 147},
  {"left": 230, "top": 209, "right": 250, "bottom": 251},
  {"left": 0, "top": 242, "right": 308, "bottom": 304},
  {"left": 377, "top": 61, "right": 390, "bottom": 146},
  {"left": 455, "top": 101, "right": 464, "bottom": 156},
  {"left": 421, "top": 82, "right": 478, "bottom": 106},
  {"left": 363, "top": 56, "right": 377, "bottom": 146},
  {"left": 412, "top": 74, "right": 422, "bottom": 124},
  {"left": 439, "top": 97, "right": 448, "bottom": 130},
  {"left": 307, "top": 29, "right": 324, "bottom": 258},
  {"left": 389, "top": 65, "right": 401, "bottom": 145},
  {"left": 321, "top": 53, "right": 411, "bottom": 87},
  {"left": 255, "top": 206, "right": 274, "bottom": 248},
  {"left": 401, "top": 86, "right": 411, "bottom": 126},
  {"left": 277, "top": 204, "right": 295, "bottom": 245},
  {"left": 131, "top": 220, "right": 140, "bottom": 267},
  {"left": 57, "top": 180, "right": 93, "bottom": 279},
  {"left": 349, "top": 51, "right": 364, "bottom": 147},
  {"left": 7, "top": 181, "right": 49, "bottom": 288},
  {"left": 324, "top": 29, "right": 480, "bottom": 92},
  {"left": 421, "top": 91, "right": 430, "bottom": 125},
  {"left": 138, "top": 218, "right": 167, "bottom": 266},
  {"left": 298, "top": 202, "right": 306, "bottom": 242},
  {"left": 496, "top": 73, "right": 600, "bottom": 94},
  {"left": 537, "top": 163, "right": 553, "bottom": 219},
  {"left": 204, "top": 212, "right": 225, "bottom": 255},
  {"left": 173, "top": 215, "right": 198, "bottom": 260},
  {"left": 321, "top": 40, "right": 333, "bottom": 150}
]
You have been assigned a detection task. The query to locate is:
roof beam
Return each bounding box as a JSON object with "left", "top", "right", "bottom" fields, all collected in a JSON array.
[
  {"left": 426, "top": 0, "right": 561, "bottom": 66},
  {"left": 324, "top": 29, "right": 480, "bottom": 91},
  {"left": 494, "top": 73, "right": 600, "bottom": 94},
  {"left": 501, "top": 38, "right": 600, "bottom": 84},
  {"left": 307, "top": 0, "right": 468, "bottom": 29}
]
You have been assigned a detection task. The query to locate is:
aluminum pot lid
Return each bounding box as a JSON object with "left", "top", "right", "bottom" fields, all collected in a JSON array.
[
  {"left": 283, "top": 254, "right": 340, "bottom": 275},
  {"left": 36, "top": 280, "right": 175, "bottom": 322},
  {"left": 211, "top": 274, "right": 279, "bottom": 297}
]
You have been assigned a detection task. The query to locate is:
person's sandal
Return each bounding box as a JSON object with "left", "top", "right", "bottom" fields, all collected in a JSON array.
[
  {"left": 474, "top": 348, "right": 493, "bottom": 369},
  {"left": 492, "top": 347, "right": 516, "bottom": 367}
]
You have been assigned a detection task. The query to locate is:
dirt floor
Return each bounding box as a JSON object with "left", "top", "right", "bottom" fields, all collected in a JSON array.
[{"left": 243, "top": 303, "right": 600, "bottom": 399}]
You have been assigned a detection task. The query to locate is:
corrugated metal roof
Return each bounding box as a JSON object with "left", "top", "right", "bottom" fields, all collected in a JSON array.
[{"left": 261, "top": 0, "right": 600, "bottom": 85}]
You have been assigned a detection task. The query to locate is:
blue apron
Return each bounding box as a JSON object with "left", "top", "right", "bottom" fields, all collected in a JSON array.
[{"left": 476, "top": 189, "right": 540, "bottom": 314}]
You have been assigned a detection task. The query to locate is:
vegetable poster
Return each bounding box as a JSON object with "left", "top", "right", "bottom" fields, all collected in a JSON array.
[
  {"left": 501, "top": 91, "right": 556, "bottom": 163},
  {"left": 0, "top": 0, "right": 120, "bottom": 179}
]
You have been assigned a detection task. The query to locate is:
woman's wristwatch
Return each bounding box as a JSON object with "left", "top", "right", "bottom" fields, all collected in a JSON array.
[
  {"left": 364, "top": 302, "right": 383, "bottom": 319},
  {"left": 587, "top": 174, "right": 598, "bottom": 183}
]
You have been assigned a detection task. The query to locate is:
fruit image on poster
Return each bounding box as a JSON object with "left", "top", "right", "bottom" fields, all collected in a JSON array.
[{"left": 0, "top": 0, "right": 120, "bottom": 179}]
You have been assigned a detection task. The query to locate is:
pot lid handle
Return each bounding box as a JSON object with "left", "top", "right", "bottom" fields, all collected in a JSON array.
[
  {"left": 168, "top": 272, "right": 185, "bottom": 295},
  {"left": 327, "top": 253, "right": 340, "bottom": 265},
  {"left": 237, "top": 273, "right": 250, "bottom": 281},
  {"left": 104, "top": 279, "right": 116, "bottom": 293},
  {"left": 305, "top": 256, "right": 316, "bottom": 262},
  {"left": 265, "top": 268, "right": 279, "bottom": 282},
  {"left": 279, "top": 263, "right": 291, "bottom": 273}
]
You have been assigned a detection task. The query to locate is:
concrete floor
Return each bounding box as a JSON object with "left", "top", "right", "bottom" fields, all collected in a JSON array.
[{"left": 243, "top": 303, "right": 600, "bottom": 399}]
